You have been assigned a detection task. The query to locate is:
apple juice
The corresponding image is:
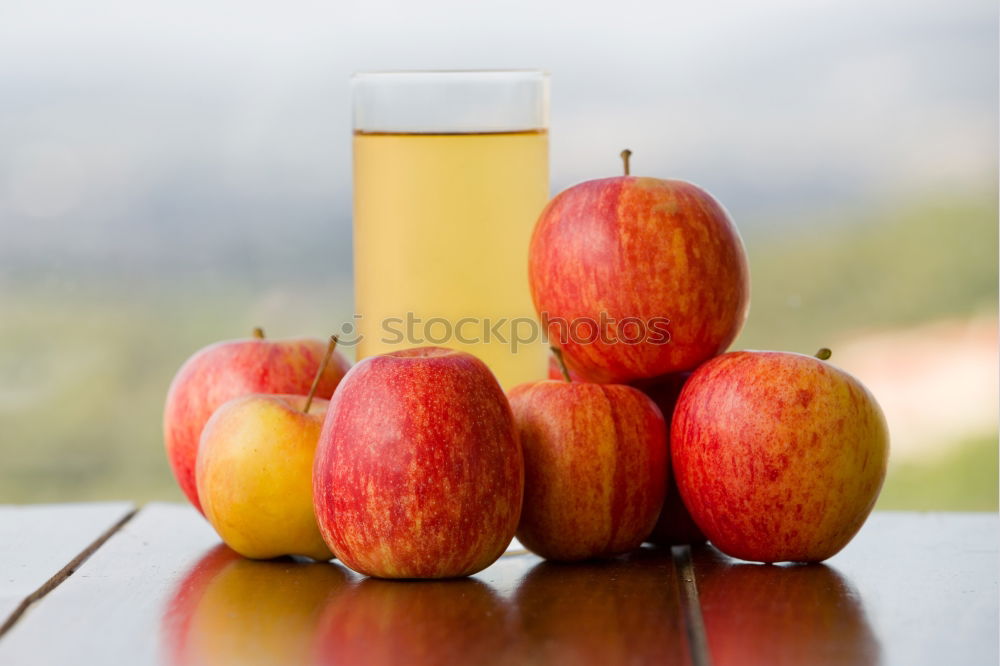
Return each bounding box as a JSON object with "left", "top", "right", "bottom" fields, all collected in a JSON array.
[{"left": 352, "top": 129, "right": 549, "bottom": 389}]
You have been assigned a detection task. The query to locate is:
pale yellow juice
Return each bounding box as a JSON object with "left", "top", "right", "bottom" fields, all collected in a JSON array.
[{"left": 353, "top": 130, "right": 549, "bottom": 388}]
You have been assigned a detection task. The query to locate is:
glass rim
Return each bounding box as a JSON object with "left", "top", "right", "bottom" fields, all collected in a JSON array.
[
  {"left": 352, "top": 69, "right": 549, "bottom": 133},
  {"left": 352, "top": 69, "right": 549, "bottom": 79}
]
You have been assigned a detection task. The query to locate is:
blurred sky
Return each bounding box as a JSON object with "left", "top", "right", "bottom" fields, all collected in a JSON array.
[{"left": 0, "top": 0, "right": 996, "bottom": 279}]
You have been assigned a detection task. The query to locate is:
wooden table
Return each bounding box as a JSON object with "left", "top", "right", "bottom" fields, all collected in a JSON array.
[{"left": 0, "top": 505, "right": 995, "bottom": 665}]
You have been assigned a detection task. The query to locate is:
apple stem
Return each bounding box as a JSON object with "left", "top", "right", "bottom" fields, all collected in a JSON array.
[
  {"left": 304, "top": 335, "right": 338, "bottom": 414},
  {"left": 620, "top": 149, "right": 632, "bottom": 176},
  {"left": 252, "top": 327, "right": 265, "bottom": 339},
  {"left": 815, "top": 348, "right": 832, "bottom": 360},
  {"left": 551, "top": 346, "right": 572, "bottom": 382}
]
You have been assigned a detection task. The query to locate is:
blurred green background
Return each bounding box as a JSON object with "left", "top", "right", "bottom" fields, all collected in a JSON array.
[
  {"left": 1, "top": 0, "right": 997, "bottom": 511},
  {"left": 2, "top": 191, "right": 995, "bottom": 509}
]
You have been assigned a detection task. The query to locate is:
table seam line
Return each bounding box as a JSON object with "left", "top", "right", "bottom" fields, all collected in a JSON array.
[
  {"left": 673, "top": 544, "right": 713, "bottom": 666},
  {"left": 0, "top": 507, "right": 138, "bottom": 639}
]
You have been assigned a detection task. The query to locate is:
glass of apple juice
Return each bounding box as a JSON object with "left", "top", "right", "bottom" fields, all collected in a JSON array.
[{"left": 351, "top": 70, "right": 550, "bottom": 389}]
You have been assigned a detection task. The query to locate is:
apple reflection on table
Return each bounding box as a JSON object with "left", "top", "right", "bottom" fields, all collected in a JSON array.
[
  {"left": 160, "top": 545, "right": 351, "bottom": 666},
  {"left": 160, "top": 543, "right": 879, "bottom": 666},
  {"left": 161, "top": 545, "right": 695, "bottom": 666},
  {"left": 691, "top": 546, "right": 882, "bottom": 666}
]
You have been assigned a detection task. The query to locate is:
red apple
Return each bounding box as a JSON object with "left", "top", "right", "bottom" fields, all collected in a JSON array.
[
  {"left": 672, "top": 350, "right": 889, "bottom": 563},
  {"left": 632, "top": 373, "right": 706, "bottom": 546},
  {"left": 529, "top": 153, "right": 749, "bottom": 384},
  {"left": 508, "top": 371, "right": 667, "bottom": 561},
  {"left": 163, "top": 329, "right": 351, "bottom": 512},
  {"left": 312, "top": 347, "right": 522, "bottom": 579}
]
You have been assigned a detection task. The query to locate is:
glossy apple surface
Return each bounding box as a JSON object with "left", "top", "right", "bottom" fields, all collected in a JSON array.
[
  {"left": 672, "top": 351, "right": 889, "bottom": 563},
  {"left": 313, "top": 347, "right": 522, "bottom": 579},
  {"left": 508, "top": 380, "right": 666, "bottom": 561},
  {"left": 529, "top": 176, "right": 749, "bottom": 384},
  {"left": 164, "top": 333, "right": 351, "bottom": 512},
  {"left": 197, "top": 394, "right": 333, "bottom": 560}
]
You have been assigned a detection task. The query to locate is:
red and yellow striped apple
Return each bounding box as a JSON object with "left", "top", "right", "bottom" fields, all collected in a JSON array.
[
  {"left": 312, "top": 347, "right": 522, "bottom": 579},
  {"left": 508, "top": 355, "right": 667, "bottom": 561},
  {"left": 672, "top": 350, "right": 890, "bottom": 563},
  {"left": 163, "top": 329, "right": 350, "bottom": 512},
  {"left": 546, "top": 363, "right": 706, "bottom": 546},
  {"left": 529, "top": 152, "right": 749, "bottom": 384}
]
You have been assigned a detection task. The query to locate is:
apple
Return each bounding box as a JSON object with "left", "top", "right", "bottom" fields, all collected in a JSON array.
[
  {"left": 529, "top": 150, "right": 749, "bottom": 384},
  {"left": 671, "top": 350, "right": 889, "bottom": 563},
  {"left": 196, "top": 393, "right": 333, "bottom": 560},
  {"left": 632, "top": 373, "right": 706, "bottom": 546},
  {"left": 693, "top": 546, "right": 880, "bottom": 665},
  {"left": 164, "top": 328, "right": 351, "bottom": 512},
  {"left": 313, "top": 347, "right": 523, "bottom": 579},
  {"left": 312, "top": 578, "right": 514, "bottom": 666},
  {"left": 508, "top": 352, "right": 667, "bottom": 561}
]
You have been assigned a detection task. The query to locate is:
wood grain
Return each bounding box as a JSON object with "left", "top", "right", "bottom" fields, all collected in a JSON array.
[
  {"left": 0, "top": 503, "right": 218, "bottom": 665},
  {"left": 0, "top": 507, "right": 994, "bottom": 666},
  {"left": 0, "top": 504, "right": 689, "bottom": 665},
  {"left": 0, "top": 502, "right": 134, "bottom": 635}
]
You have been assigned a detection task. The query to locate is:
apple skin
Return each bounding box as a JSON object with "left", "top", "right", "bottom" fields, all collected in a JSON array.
[
  {"left": 507, "top": 380, "right": 667, "bottom": 561},
  {"left": 313, "top": 347, "right": 523, "bottom": 579},
  {"left": 196, "top": 394, "right": 333, "bottom": 561},
  {"left": 632, "top": 373, "right": 707, "bottom": 546},
  {"left": 529, "top": 176, "right": 749, "bottom": 384},
  {"left": 672, "top": 351, "right": 889, "bottom": 563},
  {"left": 164, "top": 334, "right": 351, "bottom": 513}
]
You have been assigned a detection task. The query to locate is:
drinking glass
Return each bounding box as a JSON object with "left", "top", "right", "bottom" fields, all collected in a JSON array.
[{"left": 352, "top": 70, "right": 550, "bottom": 388}]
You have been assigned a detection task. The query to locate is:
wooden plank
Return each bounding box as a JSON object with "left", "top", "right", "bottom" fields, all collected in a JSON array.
[
  {"left": 827, "top": 513, "right": 998, "bottom": 666},
  {"left": 0, "top": 503, "right": 691, "bottom": 665},
  {"left": 0, "top": 502, "right": 134, "bottom": 634},
  {"left": 3, "top": 505, "right": 994, "bottom": 665},
  {"left": 691, "top": 512, "right": 998, "bottom": 666},
  {"left": 0, "top": 503, "right": 218, "bottom": 665}
]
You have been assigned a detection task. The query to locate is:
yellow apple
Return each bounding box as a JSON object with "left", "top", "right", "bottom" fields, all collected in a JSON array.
[{"left": 196, "top": 394, "right": 333, "bottom": 560}]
